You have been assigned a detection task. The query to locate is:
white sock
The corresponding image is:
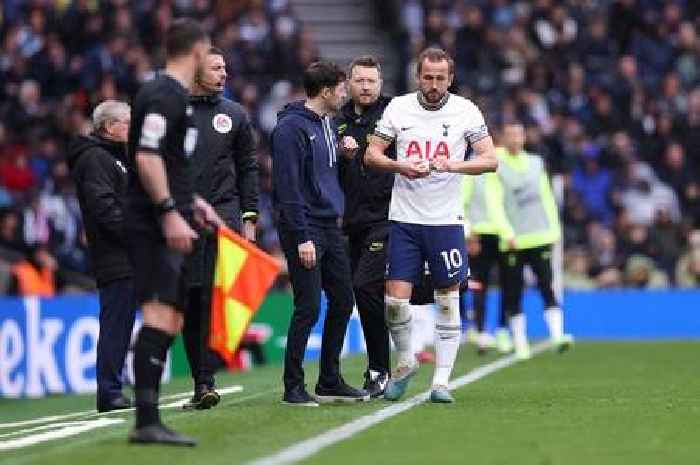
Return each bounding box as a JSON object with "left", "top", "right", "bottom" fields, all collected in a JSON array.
[
  {"left": 422, "top": 304, "right": 436, "bottom": 349},
  {"left": 385, "top": 296, "right": 414, "bottom": 367},
  {"left": 411, "top": 304, "right": 436, "bottom": 354},
  {"left": 544, "top": 307, "right": 564, "bottom": 340},
  {"left": 509, "top": 313, "right": 529, "bottom": 352},
  {"left": 432, "top": 290, "right": 461, "bottom": 387},
  {"left": 411, "top": 304, "right": 426, "bottom": 354}
]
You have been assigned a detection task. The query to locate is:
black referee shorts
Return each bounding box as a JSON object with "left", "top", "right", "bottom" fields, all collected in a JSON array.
[{"left": 125, "top": 224, "right": 187, "bottom": 310}]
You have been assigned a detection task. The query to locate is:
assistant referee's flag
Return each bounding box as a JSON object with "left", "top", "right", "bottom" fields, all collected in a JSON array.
[{"left": 209, "top": 226, "right": 281, "bottom": 367}]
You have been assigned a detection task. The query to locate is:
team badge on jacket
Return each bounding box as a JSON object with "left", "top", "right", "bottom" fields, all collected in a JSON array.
[{"left": 213, "top": 113, "right": 233, "bottom": 134}]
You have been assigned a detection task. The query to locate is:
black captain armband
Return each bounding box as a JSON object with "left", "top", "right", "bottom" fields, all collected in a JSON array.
[{"left": 155, "top": 197, "right": 176, "bottom": 216}]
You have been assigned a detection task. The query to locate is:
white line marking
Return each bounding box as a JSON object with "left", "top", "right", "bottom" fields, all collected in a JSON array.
[
  {"left": 249, "top": 342, "right": 551, "bottom": 465},
  {"left": 0, "top": 418, "right": 124, "bottom": 451},
  {"left": 0, "top": 385, "right": 243, "bottom": 429},
  {"left": 160, "top": 385, "right": 243, "bottom": 409}
]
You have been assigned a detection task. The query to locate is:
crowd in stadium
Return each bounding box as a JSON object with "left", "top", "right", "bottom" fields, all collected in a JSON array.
[
  {"left": 400, "top": 0, "right": 700, "bottom": 288},
  {"left": 0, "top": 0, "right": 698, "bottom": 294}
]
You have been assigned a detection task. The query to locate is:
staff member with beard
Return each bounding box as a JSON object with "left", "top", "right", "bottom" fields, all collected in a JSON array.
[
  {"left": 182, "top": 46, "right": 258, "bottom": 410},
  {"left": 336, "top": 56, "right": 394, "bottom": 397}
]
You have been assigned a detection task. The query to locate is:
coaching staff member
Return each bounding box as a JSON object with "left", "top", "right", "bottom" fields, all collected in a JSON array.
[
  {"left": 336, "top": 56, "right": 393, "bottom": 397},
  {"left": 182, "top": 46, "right": 258, "bottom": 410},
  {"left": 272, "top": 61, "right": 368, "bottom": 406},
  {"left": 125, "top": 19, "right": 222, "bottom": 446},
  {"left": 69, "top": 100, "right": 135, "bottom": 412}
]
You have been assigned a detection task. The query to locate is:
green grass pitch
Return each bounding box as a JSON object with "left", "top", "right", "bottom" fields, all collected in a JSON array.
[{"left": 1, "top": 341, "right": 698, "bottom": 465}]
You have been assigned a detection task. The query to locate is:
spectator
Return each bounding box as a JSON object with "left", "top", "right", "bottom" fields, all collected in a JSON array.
[
  {"left": 657, "top": 142, "right": 696, "bottom": 212},
  {"left": 571, "top": 143, "right": 613, "bottom": 224},
  {"left": 563, "top": 248, "right": 596, "bottom": 290},
  {"left": 624, "top": 254, "right": 669, "bottom": 289},
  {"left": 9, "top": 246, "right": 57, "bottom": 296},
  {"left": 676, "top": 231, "right": 700, "bottom": 288},
  {"left": 619, "top": 162, "right": 681, "bottom": 226}
]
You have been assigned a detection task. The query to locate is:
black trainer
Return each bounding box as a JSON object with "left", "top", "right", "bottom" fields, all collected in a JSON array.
[
  {"left": 314, "top": 378, "right": 370, "bottom": 404},
  {"left": 182, "top": 384, "right": 220, "bottom": 410},
  {"left": 362, "top": 370, "right": 389, "bottom": 399},
  {"left": 282, "top": 385, "right": 319, "bottom": 406},
  {"left": 128, "top": 423, "right": 197, "bottom": 447},
  {"left": 97, "top": 394, "right": 132, "bottom": 413}
]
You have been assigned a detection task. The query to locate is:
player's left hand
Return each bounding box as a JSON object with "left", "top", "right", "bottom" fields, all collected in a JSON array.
[
  {"left": 193, "top": 195, "right": 224, "bottom": 230},
  {"left": 242, "top": 220, "right": 256, "bottom": 242},
  {"left": 340, "top": 136, "right": 359, "bottom": 159},
  {"left": 431, "top": 158, "right": 453, "bottom": 173}
]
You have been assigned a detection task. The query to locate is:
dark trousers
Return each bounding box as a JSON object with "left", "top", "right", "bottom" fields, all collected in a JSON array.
[
  {"left": 183, "top": 285, "right": 217, "bottom": 387},
  {"left": 279, "top": 224, "right": 354, "bottom": 391},
  {"left": 501, "top": 244, "right": 559, "bottom": 318},
  {"left": 182, "top": 213, "right": 239, "bottom": 388},
  {"left": 467, "top": 234, "right": 506, "bottom": 331},
  {"left": 96, "top": 277, "right": 137, "bottom": 402},
  {"left": 349, "top": 225, "right": 390, "bottom": 375}
]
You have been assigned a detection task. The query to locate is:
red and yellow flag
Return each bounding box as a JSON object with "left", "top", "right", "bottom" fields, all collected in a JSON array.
[{"left": 209, "top": 226, "right": 281, "bottom": 367}]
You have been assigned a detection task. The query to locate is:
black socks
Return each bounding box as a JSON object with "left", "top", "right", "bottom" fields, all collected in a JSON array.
[{"left": 133, "top": 325, "right": 174, "bottom": 428}]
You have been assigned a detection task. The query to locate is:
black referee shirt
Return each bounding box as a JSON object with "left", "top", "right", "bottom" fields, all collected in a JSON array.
[{"left": 126, "top": 74, "right": 198, "bottom": 227}]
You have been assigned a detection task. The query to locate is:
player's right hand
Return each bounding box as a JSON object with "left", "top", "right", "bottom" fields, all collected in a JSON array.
[
  {"left": 298, "top": 240, "right": 316, "bottom": 269},
  {"left": 161, "top": 210, "right": 199, "bottom": 254},
  {"left": 399, "top": 160, "right": 430, "bottom": 179}
]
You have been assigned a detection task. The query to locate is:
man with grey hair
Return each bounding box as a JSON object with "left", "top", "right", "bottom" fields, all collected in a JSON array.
[{"left": 68, "top": 99, "right": 136, "bottom": 412}]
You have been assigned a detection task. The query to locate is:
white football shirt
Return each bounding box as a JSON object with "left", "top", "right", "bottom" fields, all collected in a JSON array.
[{"left": 374, "top": 92, "right": 489, "bottom": 225}]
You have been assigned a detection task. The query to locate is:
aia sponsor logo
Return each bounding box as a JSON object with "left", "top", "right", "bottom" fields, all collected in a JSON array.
[{"left": 405, "top": 140, "right": 449, "bottom": 160}]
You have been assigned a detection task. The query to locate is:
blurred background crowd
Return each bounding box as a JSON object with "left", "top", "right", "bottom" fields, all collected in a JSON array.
[
  {"left": 397, "top": 0, "right": 700, "bottom": 289},
  {"left": 0, "top": 0, "right": 697, "bottom": 295}
]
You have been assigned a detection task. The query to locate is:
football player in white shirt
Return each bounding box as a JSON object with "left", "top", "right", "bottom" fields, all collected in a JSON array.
[{"left": 365, "top": 48, "right": 498, "bottom": 403}]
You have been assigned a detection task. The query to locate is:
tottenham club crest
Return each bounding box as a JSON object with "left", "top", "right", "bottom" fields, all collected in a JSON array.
[
  {"left": 442, "top": 124, "right": 450, "bottom": 137},
  {"left": 213, "top": 113, "right": 233, "bottom": 134}
]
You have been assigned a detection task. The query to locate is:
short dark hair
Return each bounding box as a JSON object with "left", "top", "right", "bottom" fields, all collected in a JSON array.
[
  {"left": 209, "top": 46, "right": 225, "bottom": 57},
  {"left": 416, "top": 47, "right": 455, "bottom": 75},
  {"left": 349, "top": 55, "right": 382, "bottom": 76},
  {"left": 166, "top": 18, "right": 208, "bottom": 59},
  {"left": 303, "top": 61, "right": 346, "bottom": 98}
]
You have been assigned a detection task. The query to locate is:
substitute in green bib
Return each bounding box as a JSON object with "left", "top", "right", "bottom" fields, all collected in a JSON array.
[
  {"left": 462, "top": 172, "right": 512, "bottom": 355},
  {"left": 491, "top": 122, "right": 573, "bottom": 359}
]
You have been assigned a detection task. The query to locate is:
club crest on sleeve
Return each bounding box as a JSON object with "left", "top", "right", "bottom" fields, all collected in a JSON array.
[{"left": 213, "top": 113, "right": 233, "bottom": 134}]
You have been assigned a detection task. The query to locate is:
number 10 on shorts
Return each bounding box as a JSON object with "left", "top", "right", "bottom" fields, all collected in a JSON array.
[{"left": 441, "top": 249, "right": 463, "bottom": 276}]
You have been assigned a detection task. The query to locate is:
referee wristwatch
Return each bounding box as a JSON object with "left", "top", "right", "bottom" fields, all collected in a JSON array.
[
  {"left": 156, "top": 197, "right": 177, "bottom": 216},
  {"left": 242, "top": 211, "right": 258, "bottom": 224}
]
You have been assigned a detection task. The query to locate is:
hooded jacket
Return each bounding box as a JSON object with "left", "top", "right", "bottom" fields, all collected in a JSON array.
[
  {"left": 271, "top": 101, "right": 344, "bottom": 244},
  {"left": 336, "top": 96, "right": 395, "bottom": 234},
  {"left": 68, "top": 134, "right": 132, "bottom": 286}
]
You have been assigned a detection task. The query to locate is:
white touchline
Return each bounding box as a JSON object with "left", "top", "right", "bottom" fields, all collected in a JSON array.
[
  {"left": 248, "top": 341, "right": 551, "bottom": 465},
  {"left": 0, "top": 385, "right": 244, "bottom": 430},
  {"left": 0, "top": 418, "right": 124, "bottom": 451},
  {"left": 160, "top": 386, "right": 243, "bottom": 409}
]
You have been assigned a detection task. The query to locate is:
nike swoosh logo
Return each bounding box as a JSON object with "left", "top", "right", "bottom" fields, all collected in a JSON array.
[
  {"left": 309, "top": 135, "right": 316, "bottom": 141},
  {"left": 448, "top": 271, "right": 460, "bottom": 278},
  {"left": 401, "top": 127, "right": 413, "bottom": 131}
]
